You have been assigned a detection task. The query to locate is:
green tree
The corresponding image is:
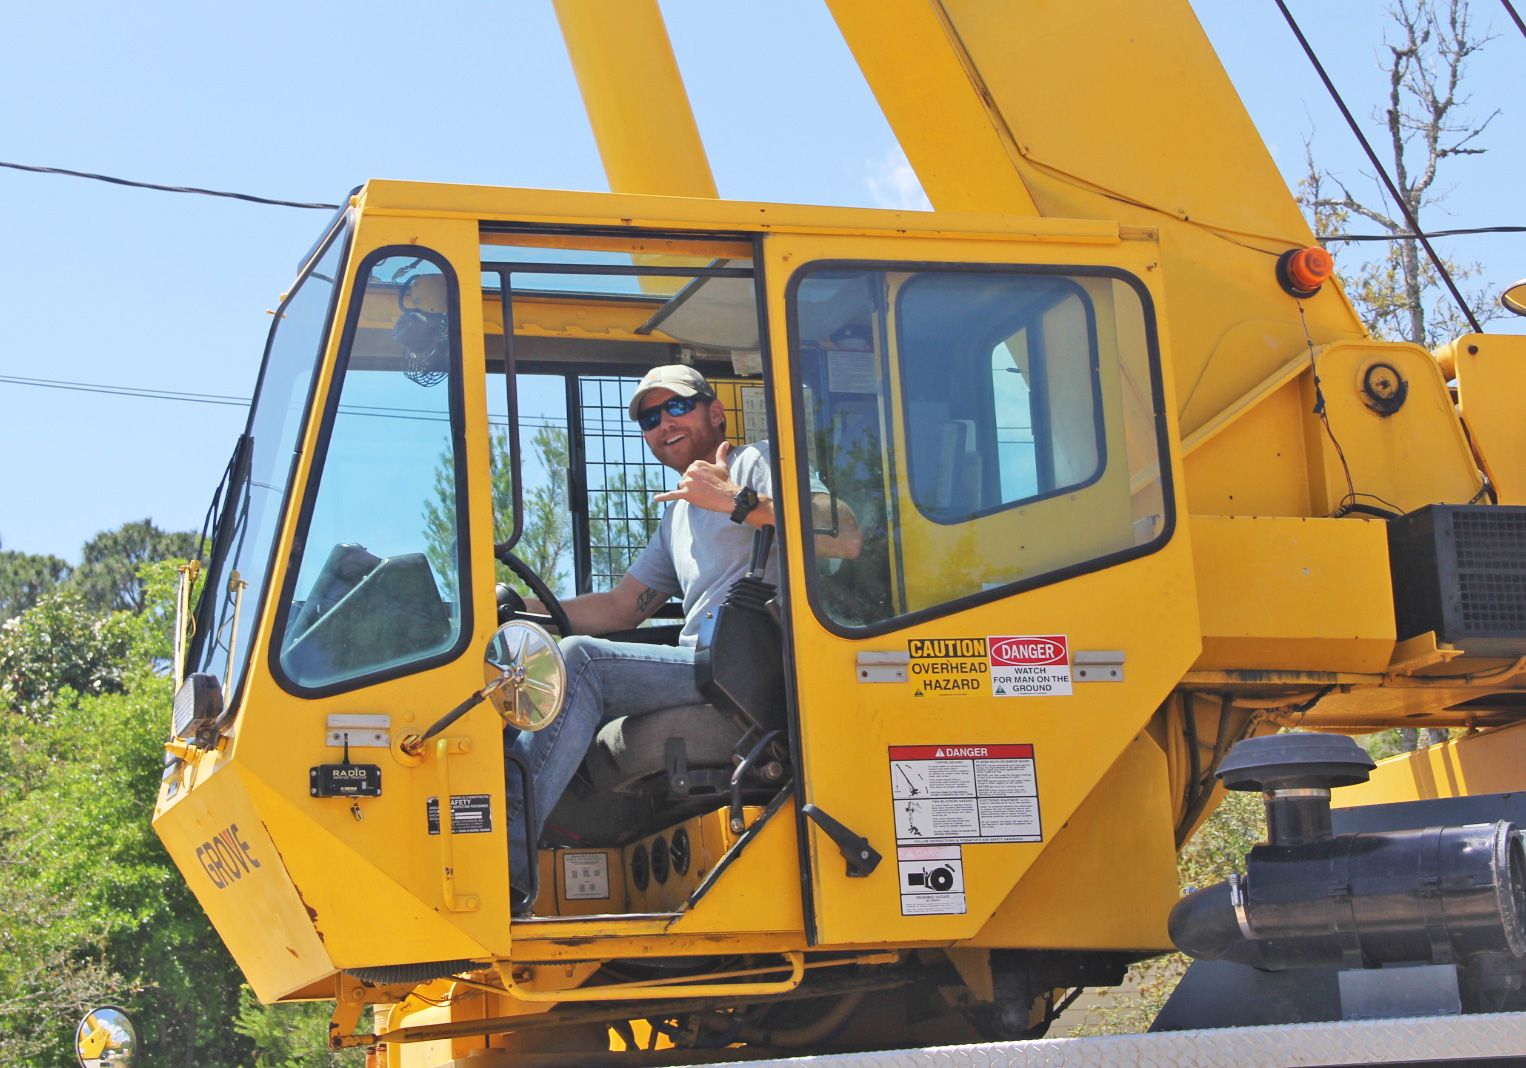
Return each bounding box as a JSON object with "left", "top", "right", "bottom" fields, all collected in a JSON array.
[
  {"left": 0, "top": 542, "right": 73, "bottom": 621},
  {"left": 0, "top": 559, "right": 359, "bottom": 1066},
  {"left": 588, "top": 466, "right": 666, "bottom": 592},
  {"left": 425, "top": 427, "right": 577, "bottom": 599},
  {"left": 1301, "top": 0, "right": 1499, "bottom": 349},
  {"left": 0, "top": 589, "right": 135, "bottom": 722},
  {"left": 517, "top": 426, "right": 575, "bottom": 591},
  {"left": 70, "top": 519, "right": 199, "bottom": 615},
  {"left": 234, "top": 986, "right": 362, "bottom": 1067}
]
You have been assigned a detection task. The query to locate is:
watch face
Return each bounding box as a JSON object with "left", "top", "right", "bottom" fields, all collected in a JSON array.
[{"left": 731, "top": 487, "right": 759, "bottom": 522}]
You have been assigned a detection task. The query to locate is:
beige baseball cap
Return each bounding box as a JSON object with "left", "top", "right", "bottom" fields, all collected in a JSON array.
[{"left": 628, "top": 364, "right": 714, "bottom": 420}]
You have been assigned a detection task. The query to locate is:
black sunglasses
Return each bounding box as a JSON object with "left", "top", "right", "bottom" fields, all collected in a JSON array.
[{"left": 636, "top": 394, "right": 706, "bottom": 431}]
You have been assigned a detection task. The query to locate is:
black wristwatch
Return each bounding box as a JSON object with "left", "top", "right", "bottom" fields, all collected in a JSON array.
[{"left": 729, "top": 486, "right": 759, "bottom": 524}]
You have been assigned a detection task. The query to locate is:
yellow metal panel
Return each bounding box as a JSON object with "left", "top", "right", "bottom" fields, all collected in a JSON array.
[
  {"left": 1335, "top": 720, "right": 1526, "bottom": 807},
  {"left": 912, "top": 0, "right": 1368, "bottom": 457},
  {"left": 962, "top": 732, "right": 1178, "bottom": 951},
  {"left": 551, "top": 0, "right": 716, "bottom": 199},
  {"left": 361, "top": 179, "right": 1121, "bottom": 243},
  {"left": 1303, "top": 341, "right": 1482, "bottom": 514},
  {"left": 1184, "top": 377, "right": 1313, "bottom": 516},
  {"left": 152, "top": 764, "right": 332, "bottom": 1001},
  {"left": 157, "top": 215, "right": 518, "bottom": 987},
  {"left": 761, "top": 228, "right": 1201, "bottom": 948},
  {"left": 824, "top": 0, "right": 1039, "bottom": 214},
  {"left": 1446, "top": 333, "right": 1526, "bottom": 504},
  {"left": 938, "top": 0, "right": 1312, "bottom": 244},
  {"left": 1190, "top": 515, "right": 1396, "bottom": 673},
  {"left": 668, "top": 801, "right": 804, "bottom": 936},
  {"left": 244, "top": 772, "right": 496, "bottom": 971}
]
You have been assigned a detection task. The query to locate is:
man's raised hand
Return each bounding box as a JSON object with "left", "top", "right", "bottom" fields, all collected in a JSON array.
[{"left": 654, "top": 440, "right": 737, "bottom": 513}]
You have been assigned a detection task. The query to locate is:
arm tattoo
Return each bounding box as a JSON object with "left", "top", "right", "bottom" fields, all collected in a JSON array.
[{"left": 635, "top": 586, "right": 663, "bottom": 615}]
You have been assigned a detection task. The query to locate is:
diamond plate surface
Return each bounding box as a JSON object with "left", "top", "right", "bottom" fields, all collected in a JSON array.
[{"left": 697, "top": 1011, "right": 1526, "bottom": 1067}]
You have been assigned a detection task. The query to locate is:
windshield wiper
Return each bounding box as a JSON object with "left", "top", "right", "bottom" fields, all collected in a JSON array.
[{"left": 188, "top": 433, "right": 252, "bottom": 670}]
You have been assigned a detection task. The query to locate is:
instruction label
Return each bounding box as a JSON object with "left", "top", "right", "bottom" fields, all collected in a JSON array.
[
  {"left": 562, "top": 852, "right": 612, "bottom": 900},
  {"left": 907, "top": 637, "right": 989, "bottom": 696},
  {"left": 739, "top": 385, "right": 768, "bottom": 444},
  {"left": 897, "top": 845, "right": 966, "bottom": 916},
  {"left": 889, "top": 744, "right": 1042, "bottom": 844},
  {"left": 987, "top": 635, "right": 1072, "bottom": 697},
  {"left": 426, "top": 794, "right": 493, "bottom": 835}
]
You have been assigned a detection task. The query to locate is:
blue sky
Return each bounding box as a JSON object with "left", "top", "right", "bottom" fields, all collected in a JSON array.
[{"left": 1, "top": 1, "right": 1520, "bottom": 559}]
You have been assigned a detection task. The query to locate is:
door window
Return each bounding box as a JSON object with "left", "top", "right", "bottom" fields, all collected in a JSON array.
[{"left": 790, "top": 265, "right": 1170, "bottom": 632}]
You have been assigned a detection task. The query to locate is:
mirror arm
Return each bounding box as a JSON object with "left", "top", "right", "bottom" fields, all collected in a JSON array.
[{"left": 405, "top": 675, "right": 510, "bottom": 755}]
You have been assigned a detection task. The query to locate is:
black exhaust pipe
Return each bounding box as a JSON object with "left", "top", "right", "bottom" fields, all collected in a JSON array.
[{"left": 1169, "top": 734, "right": 1526, "bottom": 971}]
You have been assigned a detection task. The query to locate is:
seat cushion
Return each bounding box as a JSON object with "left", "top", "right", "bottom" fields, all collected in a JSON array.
[{"left": 586, "top": 704, "right": 745, "bottom": 793}]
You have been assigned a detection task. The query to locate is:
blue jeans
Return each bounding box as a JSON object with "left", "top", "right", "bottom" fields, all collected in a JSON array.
[{"left": 503, "top": 635, "right": 704, "bottom": 889}]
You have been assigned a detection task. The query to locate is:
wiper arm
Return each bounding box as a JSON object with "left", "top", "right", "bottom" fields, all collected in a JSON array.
[{"left": 188, "top": 434, "right": 253, "bottom": 667}]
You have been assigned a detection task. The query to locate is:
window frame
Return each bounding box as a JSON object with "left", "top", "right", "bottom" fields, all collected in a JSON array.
[
  {"left": 268, "top": 244, "right": 473, "bottom": 698},
  {"left": 187, "top": 211, "right": 353, "bottom": 708},
  {"left": 786, "top": 259, "right": 1176, "bottom": 640}
]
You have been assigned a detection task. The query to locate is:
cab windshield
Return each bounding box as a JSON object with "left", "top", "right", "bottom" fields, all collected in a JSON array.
[{"left": 186, "top": 217, "right": 350, "bottom": 698}]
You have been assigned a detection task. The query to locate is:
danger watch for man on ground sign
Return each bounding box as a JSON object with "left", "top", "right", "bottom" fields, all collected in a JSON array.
[{"left": 987, "top": 634, "right": 1071, "bottom": 697}]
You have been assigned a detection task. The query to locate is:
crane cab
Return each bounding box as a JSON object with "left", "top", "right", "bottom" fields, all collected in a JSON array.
[{"left": 154, "top": 179, "right": 1199, "bottom": 1056}]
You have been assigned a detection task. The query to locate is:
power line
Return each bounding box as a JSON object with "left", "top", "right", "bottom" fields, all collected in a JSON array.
[
  {"left": 1319, "top": 225, "right": 1526, "bottom": 243},
  {"left": 0, "top": 373, "right": 571, "bottom": 427},
  {"left": 0, "top": 373, "right": 247, "bottom": 407},
  {"left": 0, "top": 160, "right": 340, "bottom": 210},
  {"left": 1503, "top": 0, "right": 1526, "bottom": 40}
]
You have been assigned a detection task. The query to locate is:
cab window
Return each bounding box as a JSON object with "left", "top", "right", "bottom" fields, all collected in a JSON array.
[
  {"left": 791, "top": 264, "right": 1170, "bottom": 633},
  {"left": 275, "top": 250, "right": 468, "bottom": 691}
]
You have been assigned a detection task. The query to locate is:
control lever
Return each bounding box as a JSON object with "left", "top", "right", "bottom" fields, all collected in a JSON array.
[
  {"left": 729, "top": 730, "right": 780, "bottom": 833},
  {"left": 802, "top": 804, "right": 882, "bottom": 877},
  {"left": 747, "top": 523, "right": 774, "bottom": 577}
]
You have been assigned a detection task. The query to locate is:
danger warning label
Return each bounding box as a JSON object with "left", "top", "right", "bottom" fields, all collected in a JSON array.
[
  {"left": 907, "top": 637, "right": 988, "bottom": 696},
  {"left": 898, "top": 845, "right": 966, "bottom": 916},
  {"left": 987, "top": 635, "right": 1071, "bottom": 697},
  {"left": 889, "top": 744, "right": 1042, "bottom": 844}
]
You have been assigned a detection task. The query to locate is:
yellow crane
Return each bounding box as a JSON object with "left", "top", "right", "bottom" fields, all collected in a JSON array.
[{"left": 151, "top": 3, "right": 1526, "bottom": 1063}]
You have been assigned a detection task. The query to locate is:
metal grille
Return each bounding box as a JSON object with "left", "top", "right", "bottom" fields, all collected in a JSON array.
[
  {"left": 582, "top": 376, "right": 675, "bottom": 592},
  {"left": 1452, "top": 510, "right": 1526, "bottom": 634},
  {"left": 579, "top": 374, "right": 756, "bottom": 592}
]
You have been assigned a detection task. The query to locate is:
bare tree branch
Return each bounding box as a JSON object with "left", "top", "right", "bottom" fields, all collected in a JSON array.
[{"left": 1299, "top": 0, "right": 1494, "bottom": 346}]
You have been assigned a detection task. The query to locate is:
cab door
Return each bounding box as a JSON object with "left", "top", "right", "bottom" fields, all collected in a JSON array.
[{"left": 761, "top": 226, "right": 1200, "bottom": 947}]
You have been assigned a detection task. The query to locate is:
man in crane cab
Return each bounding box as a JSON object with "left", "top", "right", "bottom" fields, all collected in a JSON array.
[{"left": 507, "top": 365, "right": 862, "bottom": 905}]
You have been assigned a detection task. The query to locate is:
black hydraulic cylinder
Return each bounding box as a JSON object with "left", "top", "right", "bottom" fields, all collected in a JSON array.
[
  {"left": 1170, "top": 733, "right": 1526, "bottom": 971},
  {"left": 1171, "top": 820, "right": 1526, "bottom": 969}
]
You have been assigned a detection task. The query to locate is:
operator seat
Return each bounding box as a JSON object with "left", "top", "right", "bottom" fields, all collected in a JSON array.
[{"left": 542, "top": 529, "right": 787, "bottom": 845}]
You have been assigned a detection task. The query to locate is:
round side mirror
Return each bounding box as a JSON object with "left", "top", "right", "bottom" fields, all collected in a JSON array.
[
  {"left": 76, "top": 1006, "right": 137, "bottom": 1066},
  {"left": 483, "top": 620, "right": 566, "bottom": 732}
]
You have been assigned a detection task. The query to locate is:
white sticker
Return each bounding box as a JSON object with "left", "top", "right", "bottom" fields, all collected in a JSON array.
[
  {"left": 889, "top": 745, "right": 1042, "bottom": 844},
  {"left": 898, "top": 845, "right": 966, "bottom": 915},
  {"left": 987, "top": 634, "right": 1072, "bottom": 697},
  {"left": 562, "top": 852, "right": 611, "bottom": 900},
  {"left": 827, "top": 350, "right": 879, "bottom": 393},
  {"left": 739, "top": 385, "right": 768, "bottom": 444}
]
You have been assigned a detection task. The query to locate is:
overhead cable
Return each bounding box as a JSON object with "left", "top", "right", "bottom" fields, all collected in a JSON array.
[
  {"left": 1273, "top": 0, "right": 1484, "bottom": 334},
  {"left": 1320, "top": 225, "right": 1526, "bottom": 243},
  {"left": 1503, "top": 0, "right": 1526, "bottom": 40},
  {"left": 0, "top": 160, "right": 340, "bottom": 210},
  {"left": 0, "top": 373, "right": 569, "bottom": 428}
]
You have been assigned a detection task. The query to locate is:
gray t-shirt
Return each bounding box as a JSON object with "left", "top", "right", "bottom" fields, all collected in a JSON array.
[{"left": 626, "top": 441, "right": 782, "bottom": 647}]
